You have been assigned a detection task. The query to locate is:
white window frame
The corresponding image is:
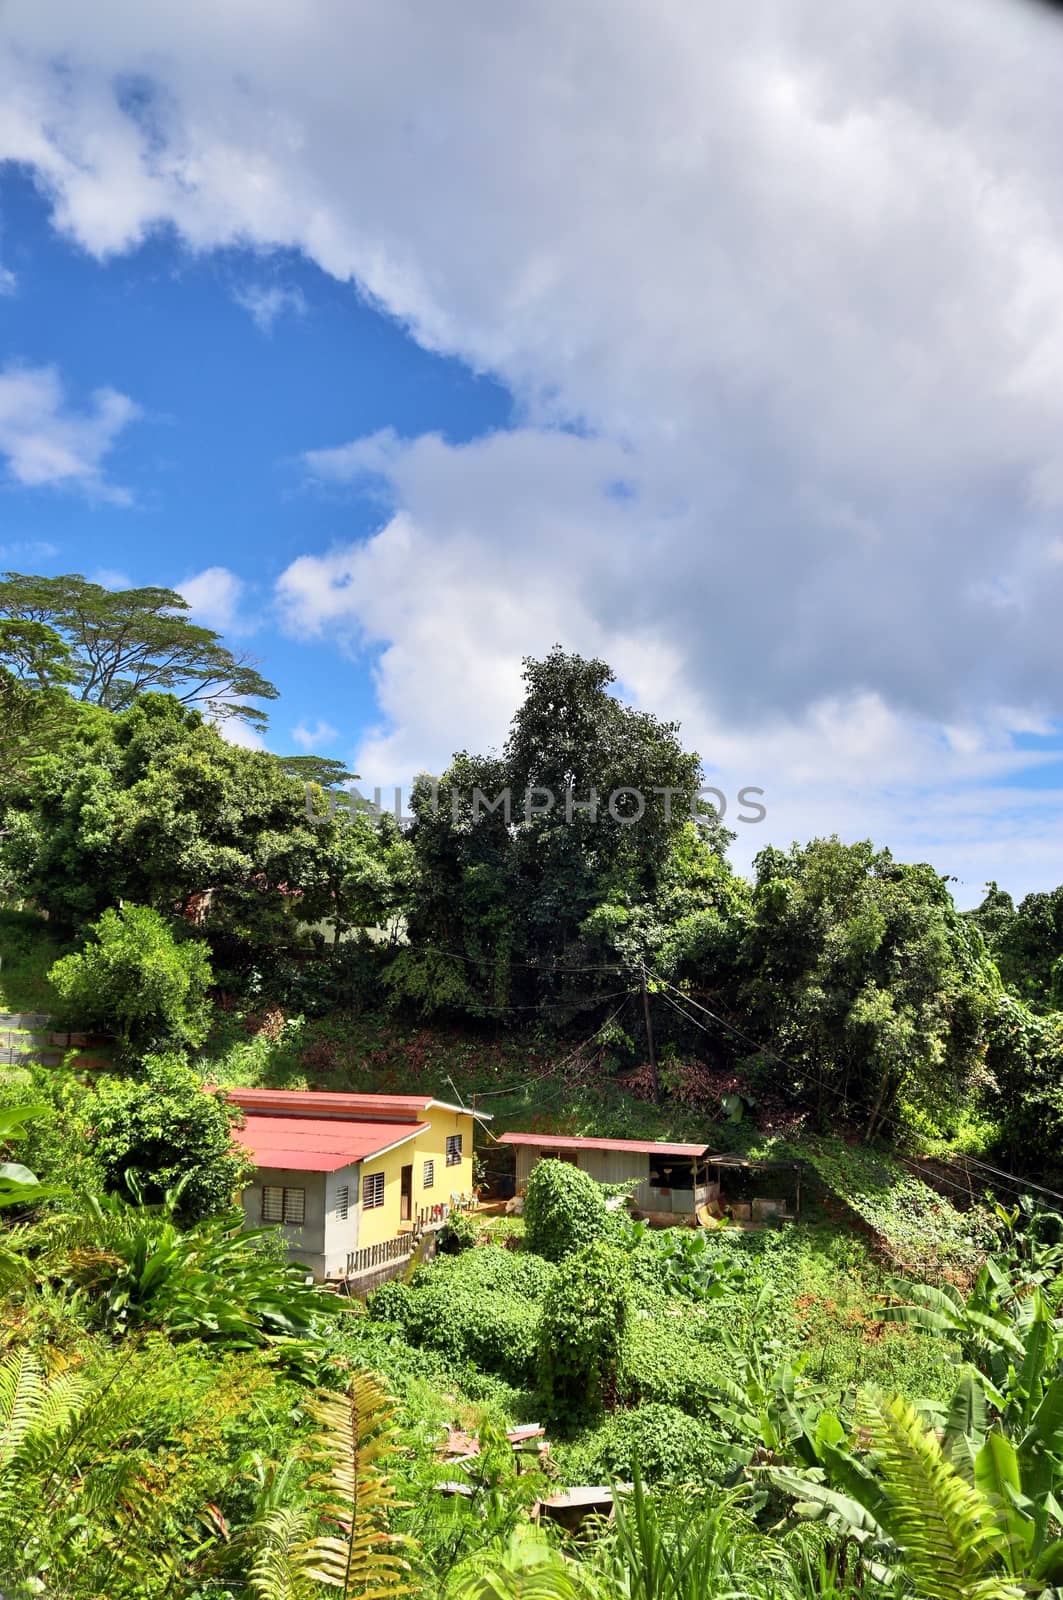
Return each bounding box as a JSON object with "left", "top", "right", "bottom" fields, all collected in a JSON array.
[
  {"left": 423, "top": 1159, "right": 435, "bottom": 1190},
  {"left": 335, "top": 1184, "right": 350, "bottom": 1220},
  {"left": 446, "top": 1134, "right": 463, "bottom": 1167},
  {"left": 363, "top": 1171, "right": 385, "bottom": 1209}
]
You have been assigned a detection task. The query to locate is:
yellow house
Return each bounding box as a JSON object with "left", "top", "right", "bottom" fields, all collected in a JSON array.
[{"left": 227, "top": 1087, "right": 487, "bottom": 1281}]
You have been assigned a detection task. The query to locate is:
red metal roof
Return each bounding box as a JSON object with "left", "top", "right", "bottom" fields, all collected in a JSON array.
[
  {"left": 224, "top": 1087, "right": 489, "bottom": 1120},
  {"left": 233, "top": 1114, "right": 428, "bottom": 1173},
  {"left": 497, "top": 1132, "right": 710, "bottom": 1158},
  {"left": 227, "top": 1087, "right": 437, "bottom": 1118}
]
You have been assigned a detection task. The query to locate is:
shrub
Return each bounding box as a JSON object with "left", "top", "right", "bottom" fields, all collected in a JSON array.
[
  {"left": 523, "top": 1158, "right": 610, "bottom": 1262},
  {"left": 568, "top": 1403, "right": 728, "bottom": 1486},
  {"left": 438, "top": 1209, "right": 478, "bottom": 1253},
  {"left": 88, "top": 1054, "right": 250, "bottom": 1222},
  {"left": 367, "top": 1278, "right": 415, "bottom": 1324},
  {"left": 49, "top": 904, "right": 213, "bottom": 1051},
  {"left": 369, "top": 1247, "right": 549, "bottom": 1387},
  {"left": 537, "top": 1240, "right": 631, "bottom": 1426}
]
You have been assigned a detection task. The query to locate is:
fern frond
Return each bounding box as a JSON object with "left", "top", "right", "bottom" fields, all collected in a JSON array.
[
  {"left": 857, "top": 1390, "right": 1019, "bottom": 1600},
  {"left": 295, "top": 1370, "right": 415, "bottom": 1598},
  {"left": 0, "top": 1348, "right": 44, "bottom": 1470},
  {"left": 250, "top": 1505, "right": 318, "bottom": 1600}
]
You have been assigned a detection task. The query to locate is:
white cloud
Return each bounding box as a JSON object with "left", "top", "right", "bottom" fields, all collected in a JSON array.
[
  {"left": 231, "top": 281, "right": 307, "bottom": 332},
  {"left": 0, "top": 538, "right": 58, "bottom": 562},
  {"left": 292, "top": 718, "right": 340, "bottom": 751},
  {"left": 0, "top": 363, "right": 139, "bottom": 503},
  {"left": 0, "top": 266, "right": 16, "bottom": 295},
  {"left": 5, "top": 1, "right": 1063, "bottom": 891},
  {"left": 92, "top": 567, "right": 133, "bottom": 589},
  {"left": 217, "top": 715, "right": 266, "bottom": 751},
  {"left": 178, "top": 565, "right": 255, "bottom": 634}
]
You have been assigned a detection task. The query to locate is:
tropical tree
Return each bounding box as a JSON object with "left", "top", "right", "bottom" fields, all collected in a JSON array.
[
  {"left": 391, "top": 648, "right": 716, "bottom": 1018},
  {"left": 0, "top": 570, "right": 277, "bottom": 728},
  {"left": 739, "top": 838, "right": 997, "bottom": 1138},
  {"left": 84, "top": 1054, "right": 247, "bottom": 1220},
  {"left": 49, "top": 904, "right": 213, "bottom": 1050}
]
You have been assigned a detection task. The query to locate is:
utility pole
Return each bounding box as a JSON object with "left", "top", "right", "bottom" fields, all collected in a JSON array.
[{"left": 640, "top": 966, "right": 662, "bottom": 1105}]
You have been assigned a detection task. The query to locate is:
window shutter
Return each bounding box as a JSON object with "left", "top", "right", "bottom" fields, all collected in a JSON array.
[
  {"left": 446, "top": 1134, "right": 463, "bottom": 1166},
  {"left": 423, "top": 1159, "right": 434, "bottom": 1190},
  {"left": 283, "top": 1188, "right": 305, "bottom": 1225},
  {"left": 262, "top": 1185, "right": 284, "bottom": 1222},
  {"left": 336, "top": 1185, "right": 349, "bottom": 1220}
]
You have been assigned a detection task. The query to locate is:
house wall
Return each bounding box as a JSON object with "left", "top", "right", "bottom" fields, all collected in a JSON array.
[
  {"left": 357, "top": 1106, "right": 477, "bottom": 1250},
  {"left": 514, "top": 1145, "right": 651, "bottom": 1206},
  {"left": 322, "top": 1163, "right": 361, "bottom": 1277},
  {"left": 513, "top": 1145, "right": 711, "bottom": 1215},
  {"left": 241, "top": 1167, "right": 327, "bottom": 1276}
]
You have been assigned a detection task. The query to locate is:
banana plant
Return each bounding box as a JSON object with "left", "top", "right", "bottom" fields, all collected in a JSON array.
[
  {"left": 770, "top": 1389, "right": 1063, "bottom": 1600},
  {"left": 882, "top": 1270, "right": 1063, "bottom": 1483},
  {"left": 700, "top": 1332, "right": 842, "bottom": 1471}
]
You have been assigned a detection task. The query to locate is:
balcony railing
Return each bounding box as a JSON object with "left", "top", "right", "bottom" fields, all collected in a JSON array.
[{"left": 345, "top": 1233, "right": 418, "bottom": 1277}]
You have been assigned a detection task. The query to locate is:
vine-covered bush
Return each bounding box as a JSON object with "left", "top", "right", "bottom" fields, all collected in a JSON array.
[
  {"left": 523, "top": 1158, "right": 610, "bottom": 1262},
  {"left": 626, "top": 1317, "right": 733, "bottom": 1414},
  {"left": 367, "top": 1245, "right": 550, "bottom": 1386},
  {"left": 565, "top": 1402, "right": 728, "bottom": 1486},
  {"left": 537, "top": 1240, "right": 631, "bottom": 1425}
]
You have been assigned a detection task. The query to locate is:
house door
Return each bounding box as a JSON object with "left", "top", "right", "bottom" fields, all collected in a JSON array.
[{"left": 400, "top": 1164, "right": 413, "bottom": 1222}]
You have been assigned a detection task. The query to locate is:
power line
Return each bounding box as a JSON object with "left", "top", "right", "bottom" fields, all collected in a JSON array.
[
  {"left": 939, "top": 1153, "right": 1063, "bottom": 1208},
  {"left": 419, "top": 942, "right": 623, "bottom": 976},
  {"left": 646, "top": 966, "right": 1063, "bottom": 1212}
]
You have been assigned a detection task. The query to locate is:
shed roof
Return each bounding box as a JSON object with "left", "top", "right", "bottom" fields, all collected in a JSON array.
[
  {"left": 497, "top": 1132, "right": 710, "bottom": 1158},
  {"left": 225, "top": 1086, "right": 488, "bottom": 1120},
  {"left": 234, "top": 1113, "right": 428, "bottom": 1173}
]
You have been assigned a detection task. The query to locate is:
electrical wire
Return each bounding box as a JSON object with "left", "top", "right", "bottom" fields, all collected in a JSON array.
[{"left": 649, "top": 967, "right": 1062, "bottom": 1211}]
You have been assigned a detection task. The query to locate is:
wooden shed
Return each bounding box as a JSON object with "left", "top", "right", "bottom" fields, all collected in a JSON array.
[{"left": 497, "top": 1132, "right": 715, "bottom": 1219}]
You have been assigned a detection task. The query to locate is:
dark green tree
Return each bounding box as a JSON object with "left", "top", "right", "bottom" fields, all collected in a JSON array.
[
  {"left": 739, "top": 838, "right": 997, "bottom": 1139},
  {"left": 390, "top": 648, "right": 720, "bottom": 1017},
  {"left": 87, "top": 1054, "right": 250, "bottom": 1221},
  {"left": 974, "top": 882, "right": 1063, "bottom": 1012}
]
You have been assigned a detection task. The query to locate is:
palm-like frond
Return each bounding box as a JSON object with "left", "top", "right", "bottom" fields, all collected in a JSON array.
[
  {"left": 857, "top": 1390, "right": 1019, "bottom": 1600},
  {"left": 294, "top": 1371, "right": 415, "bottom": 1598}
]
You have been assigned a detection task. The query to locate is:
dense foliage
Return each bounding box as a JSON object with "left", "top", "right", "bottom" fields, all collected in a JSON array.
[
  {"left": 86, "top": 1054, "right": 250, "bottom": 1219},
  {"left": 3, "top": 577, "right": 1063, "bottom": 1592},
  {"left": 523, "top": 1157, "right": 612, "bottom": 1262},
  {"left": 49, "top": 903, "right": 214, "bottom": 1050}
]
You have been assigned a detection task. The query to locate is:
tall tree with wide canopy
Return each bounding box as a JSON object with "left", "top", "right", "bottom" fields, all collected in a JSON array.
[
  {"left": 0, "top": 571, "right": 277, "bottom": 729},
  {"left": 389, "top": 647, "right": 724, "bottom": 1016},
  {"left": 739, "top": 838, "right": 998, "bottom": 1139}
]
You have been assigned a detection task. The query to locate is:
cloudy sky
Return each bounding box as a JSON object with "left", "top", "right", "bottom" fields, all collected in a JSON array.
[{"left": 2, "top": 0, "right": 1063, "bottom": 900}]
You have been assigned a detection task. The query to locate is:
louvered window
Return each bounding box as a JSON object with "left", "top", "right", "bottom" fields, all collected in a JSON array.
[
  {"left": 363, "top": 1171, "right": 385, "bottom": 1209},
  {"left": 446, "top": 1134, "right": 462, "bottom": 1166},
  {"left": 262, "top": 1185, "right": 305, "bottom": 1224}
]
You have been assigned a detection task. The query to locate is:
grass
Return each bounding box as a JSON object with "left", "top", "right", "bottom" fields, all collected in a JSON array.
[{"left": 0, "top": 910, "right": 64, "bottom": 1014}]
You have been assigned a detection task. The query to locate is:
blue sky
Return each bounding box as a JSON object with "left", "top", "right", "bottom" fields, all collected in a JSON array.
[
  {"left": 0, "top": 166, "right": 511, "bottom": 752},
  {"left": 2, "top": 0, "right": 1063, "bottom": 901}
]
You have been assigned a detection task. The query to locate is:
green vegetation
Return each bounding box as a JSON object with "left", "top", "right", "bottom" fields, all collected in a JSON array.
[
  {"left": 524, "top": 1158, "right": 613, "bottom": 1261},
  {"left": 49, "top": 903, "right": 214, "bottom": 1050},
  {"left": 3, "top": 592, "right": 1063, "bottom": 1592},
  {"left": 0, "top": 908, "right": 63, "bottom": 1012}
]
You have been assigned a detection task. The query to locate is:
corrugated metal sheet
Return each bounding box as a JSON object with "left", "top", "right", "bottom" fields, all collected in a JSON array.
[
  {"left": 233, "top": 1115, "right": 429, "bottom": 1172},
  {"left": 225, "top": 1087, "right": 490, "bottom": 1121},
  {"left": 498, "top": 1132, "right": 709, "bottom": 1157},
  {"left": 227, "top": 1087, "right": 435, "bottom": 1118}
]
